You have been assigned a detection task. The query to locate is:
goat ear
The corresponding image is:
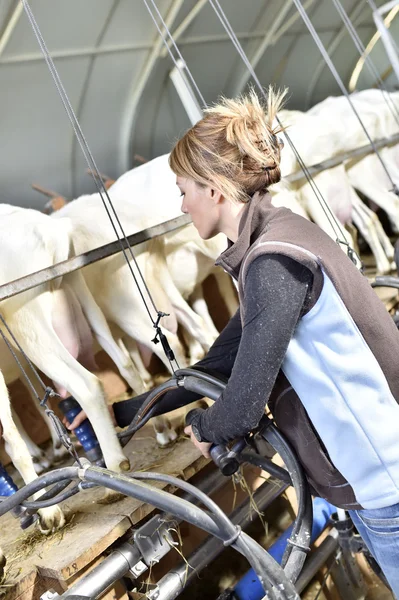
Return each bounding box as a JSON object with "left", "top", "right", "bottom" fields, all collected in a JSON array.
[{"left": 104, "top": 179, "right": 115, "bottom": 190}]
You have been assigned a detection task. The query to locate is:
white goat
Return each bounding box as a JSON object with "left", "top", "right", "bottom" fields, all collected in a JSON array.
[{"left": 0, "top": 205, "right": 129, "bottom": 487}]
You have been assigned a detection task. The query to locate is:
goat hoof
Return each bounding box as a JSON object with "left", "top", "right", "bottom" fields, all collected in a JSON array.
[
  {"left": 155, "top": 428, "right": 178, "bottom": 448},
  {"left": 37, "top": 506, "right": 65, "bottom": 535},
  {"left": 119, "top": 459, "right": 130, "bottom": 472},
  {"left": 33, "top": 453, "right": 52, "bottom": 475},
  {"left": 97, "top": 489, "right": 125, "bottom": 505}
]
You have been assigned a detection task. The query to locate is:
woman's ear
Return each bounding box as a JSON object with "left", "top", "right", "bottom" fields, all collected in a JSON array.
[{"left": 210, "top": 187, "right": 223, "bottom": 205}]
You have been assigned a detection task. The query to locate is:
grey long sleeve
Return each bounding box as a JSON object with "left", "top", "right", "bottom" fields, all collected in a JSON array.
[
  {"left": 113, "top": 254, "right": 312, "bottom": 437},
  {"left": 196, "top": 254, "right": 312, "bottom": 444}
]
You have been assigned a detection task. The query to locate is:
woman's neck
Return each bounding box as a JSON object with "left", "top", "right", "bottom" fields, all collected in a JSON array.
[{"left": 219, "top": 200, "right": 247, "bottom": 242}]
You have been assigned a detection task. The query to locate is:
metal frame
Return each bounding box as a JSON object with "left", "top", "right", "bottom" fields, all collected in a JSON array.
[
  {"left": 369, "top": 0, "right": 399, "bottom": 83},
  {"left": 306, "top": 0, "right": 366, "bottom": 108},
  {"left": 230, "top": 0, "right": 294, "bottom": 97},
  {"left": 0, "top": 2, "right": 23, "bottom": 59},
  {"left": 287, "top": 132, "right": 399, "bottom": 183},
  {"left": 2, "top": 132, "right": 398, "bottom": 304},
  {"left": 269, "top": 0, "right": 321, "bottom": 88},
  {"left": 227, "top": 0, "right": 318, "bottom": 97},
  {"left": 159, "top": 0, "right": 208, "bottom": 58},
  {"left": 119, "top": 0, "right": 186, "bottom": 174},
  {"left": 0, "top": 27, "right": 358, "bottom": 66},
  {"left": 169, "top": 58, "right": 203, "bottom": 125},
  {"left": 70, "top": 0, "right": 121, "bottom": 197},
  {"left": 0, "top": 214, "right": 191, "bottom": 303}
]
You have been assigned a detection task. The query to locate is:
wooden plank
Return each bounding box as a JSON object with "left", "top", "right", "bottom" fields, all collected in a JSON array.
[{"left": 0, "top": 421, "right": 207, "bottom": 599}]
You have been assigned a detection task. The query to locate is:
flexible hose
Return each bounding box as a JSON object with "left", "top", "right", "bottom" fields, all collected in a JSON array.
[
  {"left": 117, "top": 378, "right": 180, "bottom": 441},
  {"left": 119, "top": 370, "right": 310, "bottom": 587},
  {"left": 0, "top": 467, "right": 79, "bottom": 516},
  {"left": 23, "top": 482, "right": 81, "bottom": 509},
  {"left": 118, "top": 367, "right": 226, "bottom": 442},
  {"left": 22, "top": 481, "right": 98, "bottom": 509},
  {"left": 371, "top": 276, "right": 399, "bottom": 289},
  {"left": 0, "top": 463, "right": 298, "bottom": 599},
  {"left": 84, "top": 467, "right": 298, "bottom": 600},
  {"left": 238, "top": 450, "right": 292, "bottom": 485},
  {"left": 175, "top": 368, "right": 227, "bottom": 389},
  {"left": 261, "top": 421, "right": 313, "bottom": 583}
]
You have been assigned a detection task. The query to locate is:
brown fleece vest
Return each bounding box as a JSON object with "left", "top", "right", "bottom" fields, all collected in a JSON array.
[{"left": 216, "top": 192, "right": 399, "bottom": 509}]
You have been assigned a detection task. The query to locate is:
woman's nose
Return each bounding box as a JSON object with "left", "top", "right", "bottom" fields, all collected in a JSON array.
[{"left": 181, "top": 200, "right": 187, "bottom": 214}]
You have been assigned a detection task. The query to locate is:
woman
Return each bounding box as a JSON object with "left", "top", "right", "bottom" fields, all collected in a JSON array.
[{"left": 68, "top": 90, "right": 399, "bottom": 594}]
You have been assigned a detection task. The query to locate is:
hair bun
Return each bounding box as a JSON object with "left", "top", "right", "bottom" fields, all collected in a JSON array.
[{"left": 170, "top": 87, "right": 288, "bottom": 204}]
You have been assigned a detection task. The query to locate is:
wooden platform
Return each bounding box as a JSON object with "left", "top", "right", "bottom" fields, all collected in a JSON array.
[{"left": 0, "top": 424, "right": 208, "bottom": 600}]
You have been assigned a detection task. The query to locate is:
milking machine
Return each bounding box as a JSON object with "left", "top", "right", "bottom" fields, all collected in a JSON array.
[
  {"left": 0, "top": 461, "right": 37, "bottom": 530},
  {"left": 58, "top": 397, "right": 103, "bottom": 464},
  {"left": 0, "top": 369, "right": 372, "bottom": 600}
]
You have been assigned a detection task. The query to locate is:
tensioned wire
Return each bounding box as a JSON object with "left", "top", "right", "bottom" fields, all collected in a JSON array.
[
  {"left": 205, "top": 0, "right": 354, "bottom": 253},
  {"left": 141, "top": 0, "right": 353, "bottom": 254},
  {"left": 290, "top": 0, "right": 399, "bottom": 195},
  {"left": 20, "top": 0, "right": 179, "bottom": 373},
  {"left": 367, "top": 0, "right": 399, "bottom": 56},
  {"left": 142, "top": 0, "right": 207, "bottom": 108},
  {"left": 331, "top": 0, "right": 399, "bottom": 129}
]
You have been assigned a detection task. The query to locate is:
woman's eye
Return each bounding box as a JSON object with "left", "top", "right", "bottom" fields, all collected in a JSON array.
[{"left": 180, "top": 192, "right": 185, "bottom": 198}]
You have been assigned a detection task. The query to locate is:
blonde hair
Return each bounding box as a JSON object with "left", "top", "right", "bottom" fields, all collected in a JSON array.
[{"left": 169, "top": 87, "right": 287, "bottom": 204}]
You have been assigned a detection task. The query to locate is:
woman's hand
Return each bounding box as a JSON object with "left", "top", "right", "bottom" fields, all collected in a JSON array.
[
  {"left": 184, "top": 425, "right": 212, "bottom": 458},
  {"left": 63, "top": 404, "right": 116, "bottom": 431}
]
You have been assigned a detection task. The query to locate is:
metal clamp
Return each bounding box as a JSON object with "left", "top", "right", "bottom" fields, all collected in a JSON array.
[{"left": 133, "top": 515, "right": 179, "bottom": 566}]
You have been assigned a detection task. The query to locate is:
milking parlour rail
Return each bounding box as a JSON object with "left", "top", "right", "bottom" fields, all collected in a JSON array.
[{"left": 0, "top": 132, "right": 399, "bottom": 304}]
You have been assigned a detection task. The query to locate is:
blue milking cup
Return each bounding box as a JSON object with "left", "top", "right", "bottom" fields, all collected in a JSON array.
[
  {"left": 58, "top": 396, "right": 103, "bottom": 463},
  {"left": 0, "top": 461, "right": 36, "bottom": 529}
]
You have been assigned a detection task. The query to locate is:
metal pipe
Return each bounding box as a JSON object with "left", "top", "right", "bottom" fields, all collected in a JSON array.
[
  {"left": 149, "top": 479, "right": 287, "bottom": 600},
  {"left": 160, "top": 0, "right": 208, "bottom": 58},
  {"left": 378, "top": 0, "right": 399, "bottom": 15},
  {"left": 57, "top": 543, "right": 142, "bottom": 600},
  {"left": 286, "top": 132, "right": 399, "bottom": 183},
  {"left": 0, "top": 214, "right": 191, "bottom": 302},
  {"left": 369, "top": 0, "right": 399, "bottom": 84},
  {"left": 169, "top": 59, "right": 203, "bottom": 125},
  {"left": 0, "top": 3, "right": 24, "bottom": 59},
  {"left": 44, "top": 468, "right": 231, "bottom": 600},
  {"left": 120, "top": 0, "right": 185, "bottom": 173},
  {"left": 0, "top": 28, "right": 350, "bottom": 65}
]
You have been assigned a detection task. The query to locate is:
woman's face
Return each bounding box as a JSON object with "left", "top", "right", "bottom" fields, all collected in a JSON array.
[{"left": 176, "top": 176, "right": 221, "bottom": 239}]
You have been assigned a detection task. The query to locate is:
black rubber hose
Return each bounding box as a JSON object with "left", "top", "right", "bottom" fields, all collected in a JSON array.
[
  {"left": 175, "top": 368, "right": 227, "bottom": 389},
  {"left": 261, "top": 421, "right": 313, "bottom": 583},
  {"left": 22, "top": 481, "right": 98, "bottom": 510},
  {"left": 117, "top": 378, "right": 180, "bottom": 441},
  {"left": 84, "top": 467, "right": 298, "bottom": 600},
  {"left": 0, "top": 462, "right": 298, "bottom": 598},
  {"left": 0, "top": 467, "right": 79, "bottom": 516},
  {"left": 238, "top": 450, "right": 292, "bottom": 485},
  {"left": 371, "top": 276, "right": 399, "bottom": 289},
  {"left": 117, "top": 369, "right": 307, "bottom": 591},
  {"left": 22, "top": 482, "right": 81, "bottom": 509},
  {"left": 130, "top": 471, "right": 300, "bottom": 600},
  {"left": 118, "top": 368, "right": 227, "bottom": 442}
]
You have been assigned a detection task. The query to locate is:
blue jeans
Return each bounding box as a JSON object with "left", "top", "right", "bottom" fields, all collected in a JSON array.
[{"left": 349, "top": 503, "right": 399, "bottom": 599}]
